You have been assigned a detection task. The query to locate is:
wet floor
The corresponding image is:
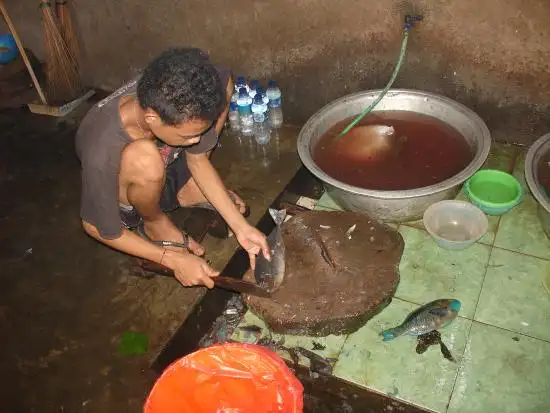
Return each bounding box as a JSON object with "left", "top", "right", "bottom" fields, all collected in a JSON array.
[
  {"left": 0, "top": 104, "right": 301, "bottom": 412},
  {"left": 4, "top": 99, "right": 550, "bottom": 412},
  {"left": 231, "top": 142, "right": 550, "bottom": 412}
]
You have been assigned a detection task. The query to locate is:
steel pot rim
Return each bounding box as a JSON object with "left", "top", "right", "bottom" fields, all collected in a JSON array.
[
  {"left": 525, "top": 132, "right": 550, "bottom": 213},
  {"left": 297, "top": 89, "right": 492, "bottom": 200}
]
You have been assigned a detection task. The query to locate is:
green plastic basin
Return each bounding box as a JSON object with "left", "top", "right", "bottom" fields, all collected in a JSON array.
[{"left": 464, "top": 169, "right": 523, "bottom": 215}]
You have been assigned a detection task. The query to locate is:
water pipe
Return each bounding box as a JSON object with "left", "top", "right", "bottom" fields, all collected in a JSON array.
[{"left": 334, "top": 14, "right": 423, "bottom": 141}]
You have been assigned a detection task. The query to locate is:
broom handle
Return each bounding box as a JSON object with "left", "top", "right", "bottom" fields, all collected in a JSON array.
[{"left": 0, "top": 0, "right": 48, "bottom": 104}]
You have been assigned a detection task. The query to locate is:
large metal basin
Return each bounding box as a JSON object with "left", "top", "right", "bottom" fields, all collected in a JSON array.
[
  {"left": 297, "top": 89, "right": 492, "bottom": 222},
  {"left": 525, "top": 133, "right": 550, "bottom": 239}
]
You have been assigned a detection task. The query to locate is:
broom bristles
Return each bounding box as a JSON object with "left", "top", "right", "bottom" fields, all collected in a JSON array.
[
  {"left": 55, "top": 0, "right": 79, "bottom": 70},
  {"left": 40, "top": 0, "right": 81, "bottom": 104}
]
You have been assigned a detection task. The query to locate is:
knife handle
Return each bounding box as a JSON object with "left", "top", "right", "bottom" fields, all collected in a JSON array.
[{"left": 136, "top": 259, "right": 270, "bottom": 297}]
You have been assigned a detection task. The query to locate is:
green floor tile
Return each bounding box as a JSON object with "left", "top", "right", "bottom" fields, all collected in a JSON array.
[
  {"left": 313, "top": 203, "right": 342, "bottom": 212},
  {"left": 474, "top": 248, "right": 550, "bottom": 341},
  {"left": 314, "top": 192, "right": 343, "bottom": 211},
  {"left": 494, "top": 195, "right": 550, "bottom": 259},
  {"left": 512, "top": 148, "right": 530, "bottom": 194},
  {"left": 447, "top": 322, "right": 550, "bottom": 413},
  {"left": 333, "top": 298, "right": 470, "bottom": 413},
  {"left": 231, "top": 310, "right": 347, "bottom": 368},
  {"left": 396, "top": 226, "right": 491, "bottom": 318},
  {"left": 400, "top": 218, "right": 424, "bottom": 230},
  {"left": 482, "top": 142, "right": 517, "bottom": 173}
]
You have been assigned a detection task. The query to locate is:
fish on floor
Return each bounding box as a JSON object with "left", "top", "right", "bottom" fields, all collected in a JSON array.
[{"left": 380, "top": 298, "right": 461, "bottom": 342}]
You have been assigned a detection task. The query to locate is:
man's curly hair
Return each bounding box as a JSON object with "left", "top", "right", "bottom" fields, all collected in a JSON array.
[{"left": 137, "top": 48, "right": 225, "bottom": 125}]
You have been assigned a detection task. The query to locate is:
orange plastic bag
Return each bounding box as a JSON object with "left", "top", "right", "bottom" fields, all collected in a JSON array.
[{"left": 144, "top": 343, "right": 304, "bottom": 413}]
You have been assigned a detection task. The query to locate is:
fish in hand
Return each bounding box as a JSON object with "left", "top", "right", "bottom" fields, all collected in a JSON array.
[{"left": 254, "top": 208, "right": 287, "bottom": 292}]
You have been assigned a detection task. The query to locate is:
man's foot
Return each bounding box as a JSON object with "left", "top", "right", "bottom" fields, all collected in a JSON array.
[
  {"left": 141, "top": 216, "right": 205, "bottom": 256},
  {"left": 177, "top": 178, "right": 248, "bottom": 215}
]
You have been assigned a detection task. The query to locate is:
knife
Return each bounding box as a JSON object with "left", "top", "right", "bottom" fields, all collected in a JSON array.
[{"left": 137, "top": 260, "right": 272, "bottom": 298}]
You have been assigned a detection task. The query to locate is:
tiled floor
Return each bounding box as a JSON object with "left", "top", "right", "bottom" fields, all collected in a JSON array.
[{"left": 232, "top": 142, "right": 550, "bottom": 412}]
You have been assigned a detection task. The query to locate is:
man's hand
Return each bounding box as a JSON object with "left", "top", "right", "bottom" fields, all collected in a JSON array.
[
  {"left": 163, "top": 250, "right": 219, "bottom": 288},
  {"left": 235, "top": 224, "right": 271, "bottom": 269}
]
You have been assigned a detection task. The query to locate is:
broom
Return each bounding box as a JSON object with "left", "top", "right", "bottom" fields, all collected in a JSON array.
[
  {"left": 40, "top": 0, "right": 81, "bottom": 104},
  {"left": 55, "top": 0, "right": 79, "bottom": 72}
]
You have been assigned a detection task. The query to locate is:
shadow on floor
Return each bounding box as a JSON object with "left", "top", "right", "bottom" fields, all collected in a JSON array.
[
  {"left": 0, "top": 106, "right": 212, "bottom": 412},
  {"left": 0, "top": 95, "right": 304, "bottom": 411}
]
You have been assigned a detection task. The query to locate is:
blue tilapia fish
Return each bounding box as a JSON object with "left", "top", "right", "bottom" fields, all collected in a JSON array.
[
  {"left": 254, "top": 208, "right": 287, "bottom": 292},
  {"left": 380, "top": 299, "right": 461, "bottom": 342}
]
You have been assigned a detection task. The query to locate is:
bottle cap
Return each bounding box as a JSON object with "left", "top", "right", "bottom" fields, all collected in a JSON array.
[
  {"left": 268, "top": 80, "right": 277, "bottom": 87},
  {"left": 253, "top": 94, "right": 264, "bottom": 104}
]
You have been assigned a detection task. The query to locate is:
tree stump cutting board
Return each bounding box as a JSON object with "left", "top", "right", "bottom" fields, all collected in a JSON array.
[{"left": 243, "top": 210, "right": 404, "bottom": 336}]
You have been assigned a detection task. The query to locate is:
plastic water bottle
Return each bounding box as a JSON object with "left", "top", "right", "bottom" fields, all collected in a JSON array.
[
  {"left": 251, "top": 94, "right": 270, "bottom": 144},
  {"left": 249, "top": 79, "right": 259, "bottom": 98},
  {"left": 228, "top": 91, "right": 240, "bottom": 132},
  {"left": 256, "top": 87, "right": 269, "bottom": 105},
  {"left": 235, "top": 76, "right": 249, "bottom": 93},
  {"left": 266, "top": 80, "right": 283, "bottom": 128},
  {"left": 236, "top": 87, "right": 253, "bottom": 136}
]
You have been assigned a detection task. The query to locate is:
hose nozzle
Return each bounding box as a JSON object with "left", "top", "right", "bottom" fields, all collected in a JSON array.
[{"left": 404, "top": 14, "right": 423, "bottom": 30}]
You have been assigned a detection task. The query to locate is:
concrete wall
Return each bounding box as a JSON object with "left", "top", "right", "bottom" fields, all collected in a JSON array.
[{"left": 2, "top": 0, "right": 550, "bottom": 143}]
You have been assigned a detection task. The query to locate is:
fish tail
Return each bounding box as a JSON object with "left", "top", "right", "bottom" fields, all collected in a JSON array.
[
  {"left": 380, "top": 325, "right": 406, "bottom": 341},
  {"left": 269, "top": 208, "right": 287, "bottom": 226}
]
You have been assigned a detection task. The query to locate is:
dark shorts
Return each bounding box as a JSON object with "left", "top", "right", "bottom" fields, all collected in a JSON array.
[
  {"left": 159, "top": 154, "right": 192, "bottom": 212},
  {"left": 119, "top": 155, "right": 192, "bottom": 230}
]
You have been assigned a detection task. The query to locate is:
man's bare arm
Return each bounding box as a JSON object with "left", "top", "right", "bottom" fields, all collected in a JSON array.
[
  {"left": 81, "top": 221, "right": 219, "bottom": 287},
  {"left": 82, "top": 221, "right": 170, "bottom": 265},
  {"left": 186, "top": 151, "right": 270, "bottom": 267}
]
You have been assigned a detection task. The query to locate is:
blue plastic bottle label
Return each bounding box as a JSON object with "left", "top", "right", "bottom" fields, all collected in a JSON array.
[
  {"left": 238, "top": 106, "right": 252, "bottom": 115},
  {"left": 268, "top": 98, "right": 281, "bottom": 108}
]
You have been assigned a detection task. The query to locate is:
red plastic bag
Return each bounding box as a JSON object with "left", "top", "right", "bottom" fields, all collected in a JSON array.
[{"left": 144, "top": 343, "right": 303, "bottom": 413}]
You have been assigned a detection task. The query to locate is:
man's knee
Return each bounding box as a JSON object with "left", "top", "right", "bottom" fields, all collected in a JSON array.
[{"left": 121, "top": 140, "right": 165, "bottom": 185}]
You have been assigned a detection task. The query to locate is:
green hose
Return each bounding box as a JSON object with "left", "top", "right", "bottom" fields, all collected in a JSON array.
[{"left": 334, "top": 15, "right": 421, "bottom": 141}]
